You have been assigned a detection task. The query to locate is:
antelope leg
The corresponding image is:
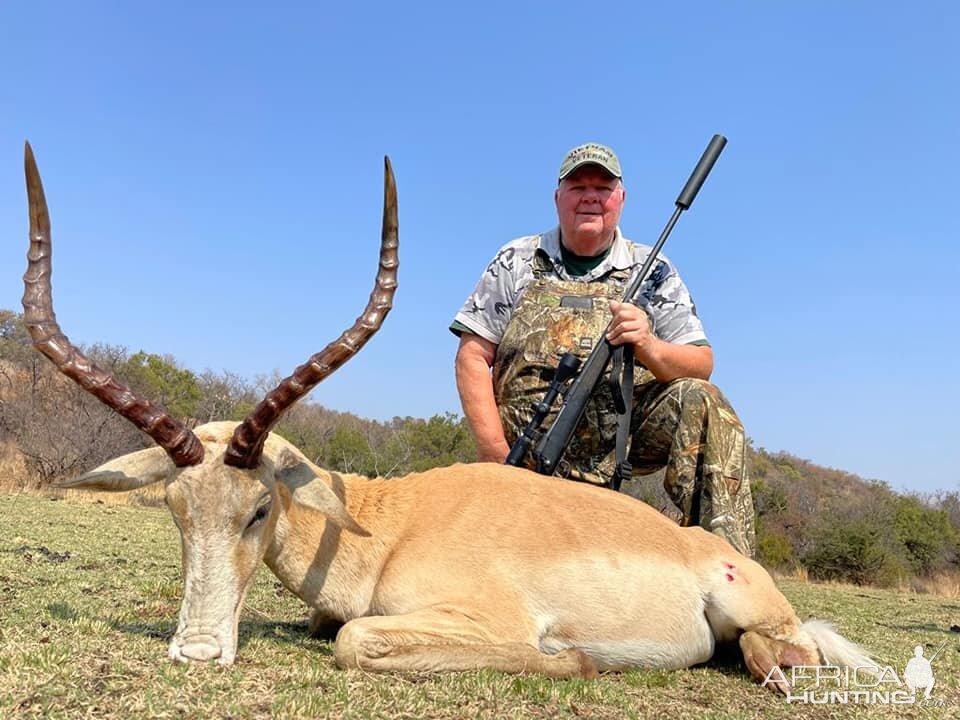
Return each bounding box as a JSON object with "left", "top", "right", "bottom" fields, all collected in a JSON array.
[{"left": 333, "top": 608, "right": 597, "bottom": 679}]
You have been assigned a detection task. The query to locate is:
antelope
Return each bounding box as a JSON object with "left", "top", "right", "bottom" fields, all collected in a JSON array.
[{"left": 21, "top": 143, "right": 872, "bottom": 693}]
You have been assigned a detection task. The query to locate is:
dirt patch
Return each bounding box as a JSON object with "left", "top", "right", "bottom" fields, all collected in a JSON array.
[{"left": 6, "top": 544, "right": 73, "bottom": 563}]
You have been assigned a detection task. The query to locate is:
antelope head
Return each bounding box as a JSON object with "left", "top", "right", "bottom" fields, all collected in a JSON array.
[{"left": 21, "top": 143, "right": 397, "bottom": 664}]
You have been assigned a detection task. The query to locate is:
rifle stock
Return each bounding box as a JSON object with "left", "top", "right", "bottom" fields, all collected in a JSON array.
[{"left": 507, "top": 134, "right": 728, "bottom": 478}]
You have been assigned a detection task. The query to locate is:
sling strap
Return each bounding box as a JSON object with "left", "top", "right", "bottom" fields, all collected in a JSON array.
[{"left": 608, "top": 342, "right": 634, "bottom": 491}]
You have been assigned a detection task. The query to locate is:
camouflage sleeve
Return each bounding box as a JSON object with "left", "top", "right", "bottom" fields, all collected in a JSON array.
[
  {"left": 639, "top": 253, "right": 708, "bottom": 346},
  {"left": 451, "top": 241, "right": 524, "bottom": 345}
]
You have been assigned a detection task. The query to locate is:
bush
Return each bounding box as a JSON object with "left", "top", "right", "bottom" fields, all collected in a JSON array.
[
  {"left": 893, "top": 496, "right": 954, "bottom": 574},
  {"left": 757, "top": 529, "right": 795, "bottom": 569},
  {"left": 802, "top": 519, "right": 903, "bottom": 587},
  {"left": 752, "top": 478, "right": 788, "bottom": 517}
]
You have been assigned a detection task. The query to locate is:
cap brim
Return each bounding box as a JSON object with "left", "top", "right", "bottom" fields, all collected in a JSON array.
[{"left": 559, "top": 160, "right": 621, "bottom": 181}]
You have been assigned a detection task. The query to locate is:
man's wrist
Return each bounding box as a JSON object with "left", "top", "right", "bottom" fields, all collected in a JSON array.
[
  {"left": 476, "top": 438, "right": 510, "bottom": 463},
  {"left": 631, "top": 334, "right": 659, "bottom": 364}
]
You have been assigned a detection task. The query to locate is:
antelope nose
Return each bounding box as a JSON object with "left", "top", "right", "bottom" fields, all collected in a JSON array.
[{"left": 179, "top": 634, "right": 222, "bottom": 661}]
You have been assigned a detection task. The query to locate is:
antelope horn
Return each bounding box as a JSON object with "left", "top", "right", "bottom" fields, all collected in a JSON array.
[
  {"left": 21, "top": 142, "right": 204, "bottom": 467},
  {"left": 225, "top": 157, "right": 398, "bottom": 469}
]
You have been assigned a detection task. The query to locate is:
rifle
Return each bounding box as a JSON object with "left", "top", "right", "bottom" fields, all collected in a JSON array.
[
  {"left": 505, "top": 134, "right": 728, "bottom": 480},
  {"left": 928, "top": 641, "right": 947, "bottom": 664}
]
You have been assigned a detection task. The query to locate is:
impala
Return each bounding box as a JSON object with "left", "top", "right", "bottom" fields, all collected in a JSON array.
[{"left": 21, "top": 143, "right": 871, "bottom": 693}]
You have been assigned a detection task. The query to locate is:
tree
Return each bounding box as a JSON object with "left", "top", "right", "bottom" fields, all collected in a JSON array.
[
  {"left": 320, "top": 425, "right": 377, "bottom": 476},
  {"left": 195, "top": 369, "right": 257, "bottom": 423},
  {"left": 0, "top": 340, "right": 147, "bottom": 486},
  {"left": 893, "top": 496, "right": 954, "bottom": 574},
  {"left": 394, "top": 413, "right": 476, "bottom": 474},
  {"left": 0, "top": 310, "right": 33, "bottom": 367},
  {"left": 119, "top": 351, "right": 203, "bottom": 419}
]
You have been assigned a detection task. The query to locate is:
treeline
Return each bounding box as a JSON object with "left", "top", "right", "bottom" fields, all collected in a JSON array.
[
  {"left": 627, "top": 433, "right": 959, "bottom": 588},
  {"left": 749, "top": 450, "right": 959, "bottom": 587},
  {"left": 0, "top": 310, "right": 476, "bottom": 486},
  {"left": 2, "top": 309, "right": 958, "bottom": 587}
]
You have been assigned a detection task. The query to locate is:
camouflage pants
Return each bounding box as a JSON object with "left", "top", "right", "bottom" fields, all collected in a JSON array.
[{"left": 626, "top": 377, "right": 756, "bottom": 557}]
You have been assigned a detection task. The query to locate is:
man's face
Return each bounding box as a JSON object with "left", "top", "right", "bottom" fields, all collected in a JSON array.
[{"left": 555, "top": 165, "right": 626, "bottom": 254}]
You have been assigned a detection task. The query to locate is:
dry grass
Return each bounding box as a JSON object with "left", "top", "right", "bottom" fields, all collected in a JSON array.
[
  {"left": 0, "top": 471, "right": 166, "bottom": 507},
  {"left": 773, "top": 564, "right": 960, "bottom": 601},
  {"left": 902, "top": 571, "right": 960, "bottom": 599},
  {"left": 2, "top": 489, "right": 959, "bottom": 719}
]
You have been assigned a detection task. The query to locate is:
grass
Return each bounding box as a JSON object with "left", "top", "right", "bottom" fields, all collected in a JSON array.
[{"left": 1, "top": 490, "right": 959, "bottom": 719}]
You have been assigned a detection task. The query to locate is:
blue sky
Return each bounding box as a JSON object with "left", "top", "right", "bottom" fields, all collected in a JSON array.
[{"left": 1, "top": 3, "right": 957, "bottom": 493}]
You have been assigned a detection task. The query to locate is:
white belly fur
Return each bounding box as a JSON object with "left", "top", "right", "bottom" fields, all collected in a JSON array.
[{"left": 539, "top": 627, "right": 715, "bottom": 672}]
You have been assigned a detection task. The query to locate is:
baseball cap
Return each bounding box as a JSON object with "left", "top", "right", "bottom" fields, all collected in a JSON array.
[{"left": 558, "top": 143, "right": 622, "bottom": 181}]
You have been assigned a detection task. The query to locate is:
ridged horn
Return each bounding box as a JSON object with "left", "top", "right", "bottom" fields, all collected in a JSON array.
[
  {"left": 224, "top": 157, "right": 398, "bottom": 469},
  {"left": 21, "top": 142, "right": 204, "bottom": 467}
]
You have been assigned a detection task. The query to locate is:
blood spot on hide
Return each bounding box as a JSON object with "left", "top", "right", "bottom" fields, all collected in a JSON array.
[{"left": 722, "top": 561, "right": 738, "bottom": 582}]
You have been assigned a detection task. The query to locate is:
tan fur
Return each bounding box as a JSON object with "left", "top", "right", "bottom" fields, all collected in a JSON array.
[{"left": 73, "top": 420, "right": 863, "bottom": 690}]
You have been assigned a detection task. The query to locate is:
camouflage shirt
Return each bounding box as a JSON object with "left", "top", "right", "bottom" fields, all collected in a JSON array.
[{"left": 452, "top": 226, "right": 708, "bottom": 347}]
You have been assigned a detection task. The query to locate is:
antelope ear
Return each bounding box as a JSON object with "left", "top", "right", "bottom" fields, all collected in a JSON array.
[
  {"left": 56, "top": 447, "right": 174, "bottom": 491},
  {"left": 275, "top": 452, "right": 369, "bottom": 536}
]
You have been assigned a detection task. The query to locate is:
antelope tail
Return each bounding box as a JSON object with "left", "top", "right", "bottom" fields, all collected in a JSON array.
[{"left": 800, "top": 619, "right": 875, "bottom": 670}]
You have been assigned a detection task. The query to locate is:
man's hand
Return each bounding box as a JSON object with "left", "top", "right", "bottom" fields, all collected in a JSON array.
[
  {"left": 606, "top": 299, "right": 714, "bottom": 382},
  {"left": 606, "top": 300, "right": 653, "bottom": 355}
]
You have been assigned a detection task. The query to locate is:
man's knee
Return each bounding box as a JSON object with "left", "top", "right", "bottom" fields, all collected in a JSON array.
[
  {"left": 667, "top": 377, "right": 723, "bottom": 406},
  {"left": 670, "top": 378, "right": 745, "bottom": 434}
]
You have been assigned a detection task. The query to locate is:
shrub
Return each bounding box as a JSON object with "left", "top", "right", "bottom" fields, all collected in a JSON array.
[
  {"left": 757, "top": 529, "right": 795, "bottom": 569},
  {"left": 802, "top": 519, "right": 902, "bottom": 586},
  {"left": 893, "top": 496, "right": 954, "bottom": 574}
]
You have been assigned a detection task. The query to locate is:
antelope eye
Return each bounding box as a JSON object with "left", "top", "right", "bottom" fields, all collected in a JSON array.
[{"left": 247, "top": 502, "right": 271, "bottom": 530}]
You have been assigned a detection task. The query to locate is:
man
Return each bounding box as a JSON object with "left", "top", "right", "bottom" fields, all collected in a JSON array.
[{"left": 451, "top": 142, "right": 756, "bottom": 557}]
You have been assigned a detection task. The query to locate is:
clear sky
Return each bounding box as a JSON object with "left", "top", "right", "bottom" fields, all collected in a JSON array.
[{"left": 1, "top": 2, "right": 957, "bottom": 493}]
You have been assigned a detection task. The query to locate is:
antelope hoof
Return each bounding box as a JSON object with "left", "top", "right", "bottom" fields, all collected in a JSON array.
[
  {"left": 739, "top": 631, "right": 787, "bottom": 694},
  {"left": 573, "top": 649, "right": 599, "bottom": 680}
]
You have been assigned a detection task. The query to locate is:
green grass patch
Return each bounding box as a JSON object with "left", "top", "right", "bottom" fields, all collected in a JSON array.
[{"left": 2, "top": 491, "right": 958, "bottom": 718}]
